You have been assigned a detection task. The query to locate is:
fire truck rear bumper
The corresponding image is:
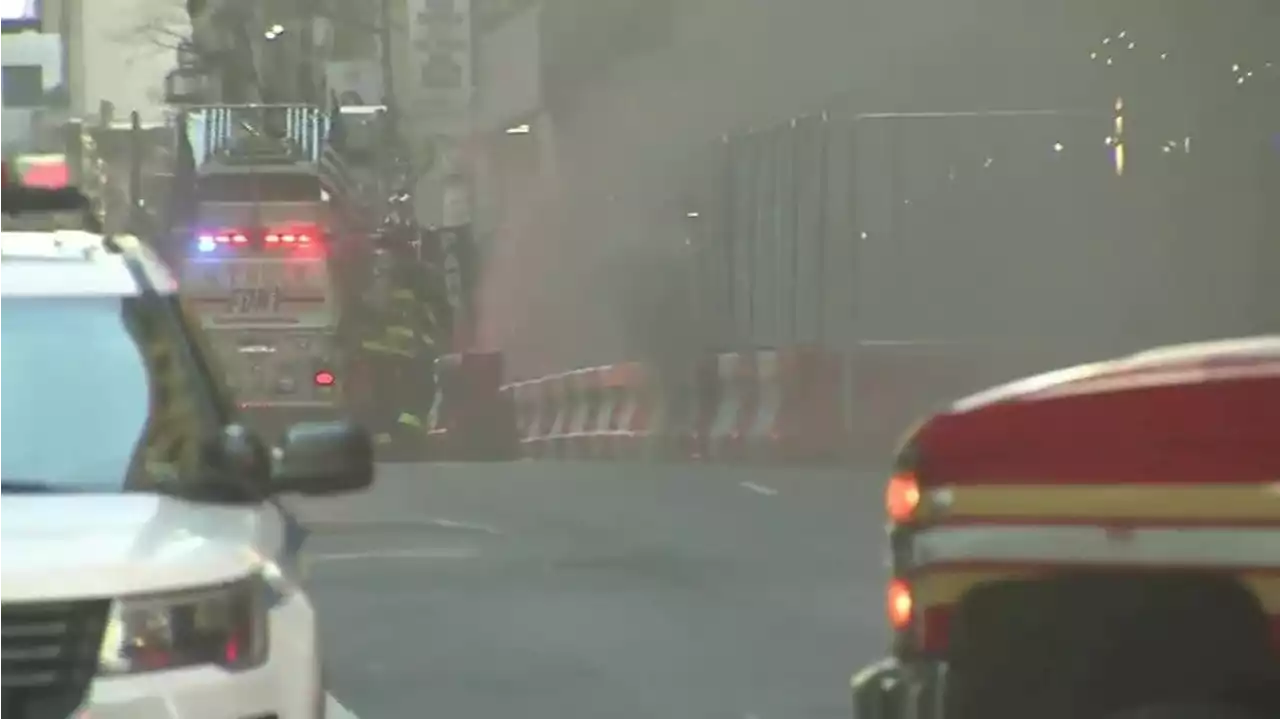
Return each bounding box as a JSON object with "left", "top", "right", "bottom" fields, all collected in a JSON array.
[
  {"left": 239, "top": 401, "right": 345, "bottom": 441},
  {"left": 852, "top": 658, "right": 947, "bottom": 719}
]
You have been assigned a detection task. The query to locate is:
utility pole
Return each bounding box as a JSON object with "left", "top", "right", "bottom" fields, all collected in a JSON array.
[
  {"left": 379, "top": 0, "right": 395, "bottom": 106},
  {"left": 128, "top": 110, "right": 143, "bottom": 235},
  {"left": 299, "top": 0, "right": 315, "bottom": 103},
  {"left": 59, "top": 0, "right": 81, "bottom": 117}
]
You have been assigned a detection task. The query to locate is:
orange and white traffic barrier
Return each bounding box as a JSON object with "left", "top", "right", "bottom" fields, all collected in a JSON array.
[
  {"left": 582, "top": 363, "right": 630, "bottom": 459},
  {"left": 741, "top": 349, "right": 782, "bottom": 461},
  {"left": 609, "top": 362, "right": 663, "bottom": 459},
  {"left": 559, "top": 366, "right": 606, "bottom": 458},
  {"left": 586, "top": 361, "right": 670, "bottom": 459},
  {"left": 701, "top": 347, "right": 849, "bottom": 463},
  {"left": 539, "top": 371, "right": 573, "bottom": 458},
  {"left": 511, "top": 371, "right": 567, "bottom": 459},
  {"left": 704, "top": 351, "right": 764, "bottom": 461},
  {"left": 511, "top": 378, "right": 552, "bottom": 458},
  {"left": 504, "top": 361, "right": 675, "bottom": 460},
  {"left": 502, "top": 348, "right": 852, "bottom": 464}
]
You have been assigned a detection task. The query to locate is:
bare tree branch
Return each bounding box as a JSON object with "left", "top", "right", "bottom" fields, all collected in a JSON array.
[
  {"left": 123, "top": 17, "right": 192, "bottom": 51},
  {"left": 114, "top": 0, "right": 195, "bottom": 51}
]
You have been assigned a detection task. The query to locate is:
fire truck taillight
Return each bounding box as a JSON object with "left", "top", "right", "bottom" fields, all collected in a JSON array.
[
  {"left": 265, "top": 226, "right": 321, "bottom": 249},
  {"left": 313, "top": 370, "right": 336, "bottom": 387},
  {"left": 886, "top": 472, "right": 921, "bottom": 523},
  {"left": 887, "top": 579, "right": 914, "bottom": 631}
]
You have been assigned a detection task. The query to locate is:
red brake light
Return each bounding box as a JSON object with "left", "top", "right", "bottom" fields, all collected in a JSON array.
[
  {"left": 266, "top": 226, "right": 321, "bottom": 249},
  {"left": 887, "top": 579, "right": 914, "bottom": 631},
  {"left": 313, "top": 370, "right": 335, "bottom": 387},
  {"left": 886, "top": 472, "right": 921, "bottom": 523}
]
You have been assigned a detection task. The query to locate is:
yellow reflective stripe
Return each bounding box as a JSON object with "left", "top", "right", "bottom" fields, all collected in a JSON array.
[
  {"left": 388, "top": 325, "right": 415, "bottom": 338},
  {"left": 398, "top": 412, "right": 422, "bottom": 427}
]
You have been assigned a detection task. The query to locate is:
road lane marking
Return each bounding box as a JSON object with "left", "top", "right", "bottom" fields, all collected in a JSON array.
[
  {"left": 430, "top": 518, "right": 503, "bottom": 534},
  {"left": 740, "top": 481, "right": 779, "bottom": 496},
  {"left": 327, "top": 694, "right": 360, "bottom": 719},
  {"left": 311, "top": 546, "right": 479, "bottom": 563}
]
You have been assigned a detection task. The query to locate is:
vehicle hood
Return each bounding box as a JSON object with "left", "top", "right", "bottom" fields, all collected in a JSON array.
[
  {"left": 911, "top": 337, "right": 1280, "bottom": 480},
  {"left": 1, "top": 494, "right": 264, "bottom": 601}
]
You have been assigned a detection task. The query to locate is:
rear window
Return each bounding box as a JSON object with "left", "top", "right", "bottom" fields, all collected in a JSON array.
[
  {"left": 197, "top": 173, "right": 321, "bottom": 203},
  {"left": 0, "top": 295, "right": 229, "bottom": 492}
]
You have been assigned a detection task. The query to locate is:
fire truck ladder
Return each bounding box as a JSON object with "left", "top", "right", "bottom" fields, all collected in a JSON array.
[{"left": 184, "top": 104, "right": 332, "bottom": 167}]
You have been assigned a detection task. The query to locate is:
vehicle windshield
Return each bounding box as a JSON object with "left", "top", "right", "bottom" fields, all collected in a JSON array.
[{"left": 0, "top": 295, "right": 226, "bottom": 492}]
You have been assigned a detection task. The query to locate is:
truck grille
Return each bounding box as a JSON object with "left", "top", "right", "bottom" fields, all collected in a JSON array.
[{"left": 2, "top": 599, "right": 109, "bottom": 719}]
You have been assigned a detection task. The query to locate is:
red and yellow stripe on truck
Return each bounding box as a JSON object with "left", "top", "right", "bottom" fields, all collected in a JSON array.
[{"left": 882, "top": 337, "right": 1280, "bottom": 657}]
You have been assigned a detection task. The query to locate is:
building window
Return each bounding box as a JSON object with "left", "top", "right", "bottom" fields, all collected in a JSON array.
[{"left": 2, "top": 65, "right": 44, "bottom": 108}]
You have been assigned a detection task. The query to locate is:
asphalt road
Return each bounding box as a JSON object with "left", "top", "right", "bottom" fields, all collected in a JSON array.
[{"left": 294, "top": 460, "right": 890, "bottom": 719}]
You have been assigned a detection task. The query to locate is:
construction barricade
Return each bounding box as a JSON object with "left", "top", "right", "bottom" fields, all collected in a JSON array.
[
  {"left": 504, "top": 346, "right": 851, "bottom": 465},
  {"left": 701, "top": 347, "right": 847, "bottom": 464},
  {"left": 499, "top": 342, "right": 1079, "bottom": 465}
]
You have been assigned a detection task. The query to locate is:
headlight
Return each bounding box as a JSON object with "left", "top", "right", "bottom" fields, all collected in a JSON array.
[{"left": 98, "top": 577, "right": 268, "bottom": 674}]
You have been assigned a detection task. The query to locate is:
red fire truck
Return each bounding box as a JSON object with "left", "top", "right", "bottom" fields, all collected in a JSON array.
[
  {"left": 175, "top": 104, "right": 344, "bottom": 436},
  {"left": 852, "top": 336, "right": 1280, "bottom": 719}
]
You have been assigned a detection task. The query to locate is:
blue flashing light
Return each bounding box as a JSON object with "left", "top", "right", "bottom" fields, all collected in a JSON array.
[{"left": 197, "top": 236, "right": 217, "bottom": 253}]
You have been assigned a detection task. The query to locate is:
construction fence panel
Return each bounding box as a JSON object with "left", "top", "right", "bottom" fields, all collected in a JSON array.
[
  {"left": 748, "top": 126, "right": 782, "bottom": 347},
  {"left": 790, "top": 115, "right": 827, "bottom": 348},
  {"left": 850, "top": 111, "right": 1134, "bottom": 353},
  {"left": 691, "top": 138, "right": 735, "bottom": 349},
  {"left": 726, "top": 129, "right": 758, "bottom": 344}
]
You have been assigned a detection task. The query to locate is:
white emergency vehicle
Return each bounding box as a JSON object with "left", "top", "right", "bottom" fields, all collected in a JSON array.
[{"left": 0, "top": 179, "right": 374, "bottom": 719}]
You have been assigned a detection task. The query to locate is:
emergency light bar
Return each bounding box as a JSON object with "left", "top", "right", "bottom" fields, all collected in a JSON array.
[{"left": 195, "top": 226, "right": 322, "bottom": 253}]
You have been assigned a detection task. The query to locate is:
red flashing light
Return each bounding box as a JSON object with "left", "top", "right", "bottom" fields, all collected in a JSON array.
[
  {"left": 886, "top": 472, "right": 921, "bottom": 523},
  {"left": 887, "top": 579, "right": 914, "bottom": 631},
  {"left": 265, "top": 226, "right": 321, "bottom": 249},
  {"left": 313, "top": 370, "right": 336, "bottom": 387}
]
